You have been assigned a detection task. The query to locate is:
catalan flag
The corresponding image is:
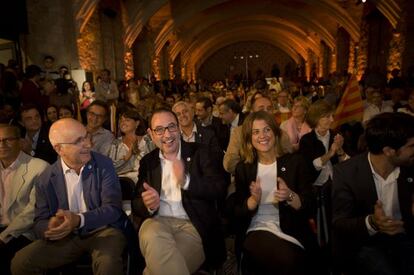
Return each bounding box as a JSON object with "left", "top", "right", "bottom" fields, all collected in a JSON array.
[{"left": 332, "top": 75, "right": 364, "bottom": 129}]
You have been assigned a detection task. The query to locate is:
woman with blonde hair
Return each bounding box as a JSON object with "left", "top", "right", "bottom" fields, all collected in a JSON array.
[
  {"left": 232, "top": 111, "right": 317, "bottom": 274},
  {"left": 299, "top": 99, "right": 348, "bottom": 248},
  {"left": 280, "top": 96, "right": 312, "bottom": 151}
]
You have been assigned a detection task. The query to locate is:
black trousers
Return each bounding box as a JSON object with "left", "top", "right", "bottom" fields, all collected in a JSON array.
[
  {"left": 0, "top": 228, "right": 31, "bottom": 275},
  {"left": 242, "top": 230, "right": 306, "bottom": 275}
]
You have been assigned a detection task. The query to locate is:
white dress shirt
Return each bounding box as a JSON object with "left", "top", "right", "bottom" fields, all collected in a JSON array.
[
  {"left": 157, "top": 144, "right": 190, "bottom": 219},
  {"left": 181, "top": 123, "right": 197, "bottom": 143},
  {"left": 61, "top": 159, "right": 87, "bottom": 228},
  {"left": 365, "top": 153, "right": 401, "bottom": 234}
]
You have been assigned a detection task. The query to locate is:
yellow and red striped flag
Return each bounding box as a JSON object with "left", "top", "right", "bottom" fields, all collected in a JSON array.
[{"left": 332, "top": 75, "right": 364, "bottom": 129}]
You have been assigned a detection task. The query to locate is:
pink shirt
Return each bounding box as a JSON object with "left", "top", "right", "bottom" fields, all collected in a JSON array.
[{"left": 280, "top": 117, "right": 312, "bottom": 148}]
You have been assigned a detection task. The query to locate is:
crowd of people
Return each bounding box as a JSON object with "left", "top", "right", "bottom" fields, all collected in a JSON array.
[{"left": 0, "top": 55, "right": 414, "bottom": 275}]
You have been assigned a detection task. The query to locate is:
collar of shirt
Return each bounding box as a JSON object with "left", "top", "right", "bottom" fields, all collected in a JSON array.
[
  {"left": 0, "top": 151, "right": 24, "bottom": 171},
  {"left": 181, "top": 123, "right": 197, "bottom": 142},
  {"left": 231, "top": 114, "right": 240, "bottom": 129},
  {"left": 92, "top": 127, "right": 107, "bottom": 136},
  {"left": 159, "top": 141, "right": 182, "bottom": 161},
  {"left": 201, "top": 114, "right": 213, "bottom": 127},
  {"left": 26, "top": 129, "right": 40, "bottom": 151},
  {"left": 315, "top": 130, "right": 330, "bottom": 151},
  {"left": 61, "top": 158, "right": 85, "bottom": 176},
  {"left": 368, "top": 152, "right": 400, "bottom": 182}
]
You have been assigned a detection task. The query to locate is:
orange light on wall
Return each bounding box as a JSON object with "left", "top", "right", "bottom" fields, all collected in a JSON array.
[
  {"left": 124, "top": 48, "right": 134, "bottom": 80},
  {"left": 169, "top": 63, "right": 174, "bottom": 80},
  {"left": 386, "top": 30, "right": 404, "bottom": 80},
  {"left": 152, "top": 57, "right": 160, "bottom": 80}
]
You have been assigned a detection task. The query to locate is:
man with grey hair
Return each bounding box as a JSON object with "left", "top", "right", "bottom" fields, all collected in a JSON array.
[
  {"left": 172, "top": 101, "right": 220, "bottom": 149},
  {"left": 12, "top": 118, "right": 128, "bottom": 275}
]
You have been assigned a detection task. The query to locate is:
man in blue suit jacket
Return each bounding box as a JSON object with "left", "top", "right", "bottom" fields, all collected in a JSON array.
[{"left": 12, "top": 118, "right": 127, "bottom": 275}]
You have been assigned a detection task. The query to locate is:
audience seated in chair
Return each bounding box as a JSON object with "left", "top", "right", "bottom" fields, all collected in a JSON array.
[
  {"left": 11, "top": 118, "right": 129, "bottom": 275},
  {"left": 86, "top": 100, "right": 114, "bottom": 156},
  {"left": 132, "top": 108, "right": 227, "bottom": 275},
  {"left": 0, "top": 124, "right": 49, "bottom": 275},
  {"left": 230, "top": 111, "right": 318, "bottom": 275},
  {"left": 332, "top": 112, "right": 414, "bottom": 275}
]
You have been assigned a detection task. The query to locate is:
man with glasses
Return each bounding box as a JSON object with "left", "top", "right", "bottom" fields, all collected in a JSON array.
[
  {"left": 86, "top": 100, "right": 114, "bottom": 155},
  {"left": 132, "top": 108, "right": 227, "bottom": 275},
  {"left": 12, "top": 118, "right": 128, "bottom": 275},
  {"left": 0, "top": 124, "right": 49, "bottom": 275}
]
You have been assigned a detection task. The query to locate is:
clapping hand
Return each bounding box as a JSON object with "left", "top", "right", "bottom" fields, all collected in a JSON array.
[
  {"left": 247, "top": 178, "right": 262, "bottom": 210},
  {"left": 45, "top": 209, "right": 80, "bottom": 240},
  {"left": 373, "top": 200, "right": 404, "bottom": 235},
  {"left": 274, "top": 177, "right": 291, "bottom": 202},
  {"left": 142, "top": 182, "right": 160, "bottom": 212},
  {"left": 330, "top": 134, "right": 344, "bottom": 155}
]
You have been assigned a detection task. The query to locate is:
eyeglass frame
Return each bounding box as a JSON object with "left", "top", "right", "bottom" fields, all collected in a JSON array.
[
  {"left": 87, "top": 111, "right": 106, "bottom": 119},
  {"left": 0, "top": 136, "right": 20, "bottom": 145},
  {"left": 55, "top": 133, "right": 92, "bottom": 146},
  {"left": 151, "top": 123, "right": 179, "bottom": 136}
]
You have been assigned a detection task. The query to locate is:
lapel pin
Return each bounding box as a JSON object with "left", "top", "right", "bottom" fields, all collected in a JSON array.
[
  {"left": 281, "top": 167, "right": 286, "bottom": 172},
  {"left": 186, "top": 157, "right": 191, "bottom": 162},
  {"left": 408, "top": 177, "right": 413, "bottom": 183},
  {"left": 88, "top": 164, "right": 92, "bottom": 169}
]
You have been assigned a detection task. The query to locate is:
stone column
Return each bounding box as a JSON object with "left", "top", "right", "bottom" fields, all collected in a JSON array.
[{"left": 77, "top": 9, "right": 102, "bottom": 73}]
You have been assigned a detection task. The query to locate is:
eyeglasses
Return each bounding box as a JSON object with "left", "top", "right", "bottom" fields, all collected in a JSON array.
[
  {"left": 56, "top": 133, "right": 91, "bottom": 146},
  {"left": 0, "top": 137, "right": 19, "bottom": 145},
  {"left": 151, "top": 123, "right": 178, "bottom": 136},
  {"left": 87, "top": 111, "right": 106, "bottom": 119}
]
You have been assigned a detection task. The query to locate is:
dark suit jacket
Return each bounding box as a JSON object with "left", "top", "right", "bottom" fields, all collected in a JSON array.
[
  {"left": 34, "top": 125, "right": 57, "bottom": 164},
  {"left": 231, "top": 153, "right": 317, "bottom": 255},
  {"left": 299, "top": 129, "right": 340, "bottom": 182},
  {"left": 332, "top": 153, "right": 414, "bottom": 269},
  {"left": 21, "top": 124, "right": 57, "bottom": 164},
  {"left": 34, "top": 152, "right": 128, "bottom": 238},
  {"left": 194, "top": 121, "right": 220, "bottom": 151},
  {"left": 132, "top": 141, "right": 227, "bottom": 268},
  {"left": 208, "top": 116, "right": 229, "bottom": 152}
]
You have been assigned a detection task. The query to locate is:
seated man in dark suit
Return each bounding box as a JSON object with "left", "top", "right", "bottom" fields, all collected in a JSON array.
[
  {"left": 332, "top": 112, "right": 414, "bottom": 275},
  {"left": 132, "top": 108, "right": 227, "bottom": 275},
  {"left": 19, "top": 104, "right": 57, "bottom": 164},
  {"left": 11, "top": 118, "right": 128, "bottom": 275},
  {"left": 0, "top": 124, "right": 49, "bottom": 275}
]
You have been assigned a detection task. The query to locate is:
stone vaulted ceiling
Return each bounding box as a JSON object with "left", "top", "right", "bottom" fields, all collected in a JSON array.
[{"left": 76, "top": 0, "right": 402, "bottom": 78}]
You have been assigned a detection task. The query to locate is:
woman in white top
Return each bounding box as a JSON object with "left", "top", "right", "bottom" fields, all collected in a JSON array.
[
  {"left": 231, "top": 111, "right": 317, "bottom": 275},
  {"left": 108, "top": 109, "right": 154, "bottom": 182}
]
